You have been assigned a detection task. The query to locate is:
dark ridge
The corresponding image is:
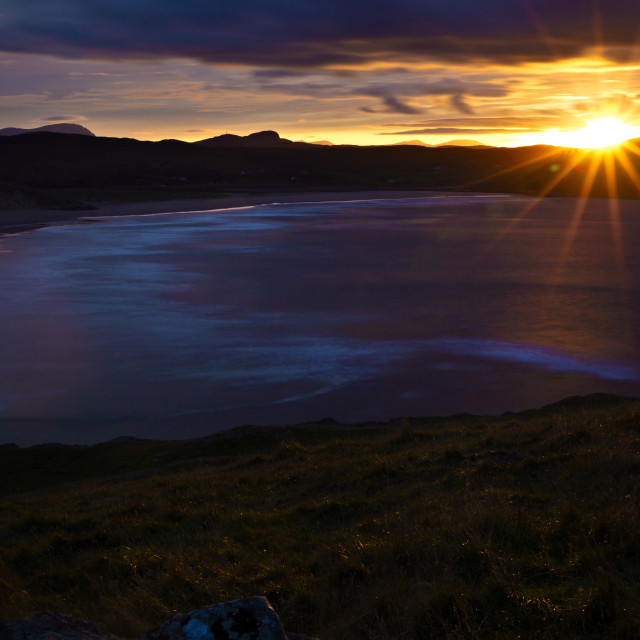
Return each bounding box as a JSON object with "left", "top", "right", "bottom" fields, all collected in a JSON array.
[
  {"left": 0, "top": 131, "right": 639, "bottom": 198},
  {"left": 196, "top": 129, "right": 312, "bottom": 148},
  {"left": 0, "top": 123, "right": 95, "bottom": 137}
]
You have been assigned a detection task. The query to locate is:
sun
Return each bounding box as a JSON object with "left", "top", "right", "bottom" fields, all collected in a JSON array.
[{"left": 537, "top": 117, "right": 640, "bottom": 149}]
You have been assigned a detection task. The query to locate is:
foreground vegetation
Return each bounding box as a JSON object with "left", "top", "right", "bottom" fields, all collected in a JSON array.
[{"left": 2, "top": 394, "right": 640, "bottom": 639}]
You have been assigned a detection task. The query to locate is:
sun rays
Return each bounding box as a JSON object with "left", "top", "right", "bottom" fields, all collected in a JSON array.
[
  {"left": 553, "top": 140, "right": 640, "bottom": 277},
  {"left": 468, "top": 122, "right": 640, "bottom": 303},
  {"left": 534, "top": 117, "right": 640, "bottom": 149}
]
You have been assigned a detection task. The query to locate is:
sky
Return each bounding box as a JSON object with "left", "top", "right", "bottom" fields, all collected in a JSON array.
[{"left": 2, "top": 0, "right": 640, "bottom": 146}]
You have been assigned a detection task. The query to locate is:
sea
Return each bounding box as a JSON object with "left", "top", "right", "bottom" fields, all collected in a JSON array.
[{"left": 1, "top": 193, "right": 639, "bottom": 446}]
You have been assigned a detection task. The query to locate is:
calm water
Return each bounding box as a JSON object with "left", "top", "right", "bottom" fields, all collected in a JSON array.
[{"left": 1, "top": 193, "right": 639, "bottom": 445}]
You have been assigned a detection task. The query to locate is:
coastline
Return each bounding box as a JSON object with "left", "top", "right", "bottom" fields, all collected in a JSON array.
[{"left": 0, "top": 189, "right": 451, "bottom": 235}]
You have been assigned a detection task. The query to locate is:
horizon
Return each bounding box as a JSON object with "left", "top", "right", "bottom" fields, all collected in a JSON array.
[
  {"left": 2, "top": 3, "right": 640, "bottom": 149},
  {"left": 5, "top": 121, "right": 640, "bottom": 152}
]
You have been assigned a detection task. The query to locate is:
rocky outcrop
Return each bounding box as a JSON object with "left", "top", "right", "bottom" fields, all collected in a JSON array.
[
  {"left": 143, "top": 597, "right": 288, "bottom": 640},
  {"left": 0, "top": 598, "right": 319, "bottom": 640},
  {"left": 195, "top": 130, "right": 309, "bottom": 148}
]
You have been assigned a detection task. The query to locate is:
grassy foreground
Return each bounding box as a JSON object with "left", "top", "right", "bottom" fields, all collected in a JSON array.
[{"left": 2, "top": 395, "right": 640, "bottom": 639}]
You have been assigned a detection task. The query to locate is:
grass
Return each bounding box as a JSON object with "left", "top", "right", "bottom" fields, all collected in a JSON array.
[{"left": 2, "top": 394, "right": 640, "bottom": 639}]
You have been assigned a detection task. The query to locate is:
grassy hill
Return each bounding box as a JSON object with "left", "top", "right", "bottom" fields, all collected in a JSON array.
[{"left": 2, "top": 394, "right": 640, "bottom": 639}]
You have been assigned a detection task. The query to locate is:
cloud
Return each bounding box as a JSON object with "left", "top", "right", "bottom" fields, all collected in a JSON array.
[
  {"left": 450, "top": 94, "right": 473, "bottom": 115},
  {"left": 378, "top": 127, "right": 531, "bottom": 135},
  {"left": 361, "top": 94, "right": 423, "bottom": 114},
  {"left": 576, "top": 92, "right": 639, "bottom": 118},
  {"left": 40, "top": 114, "right": 86, "bottom": 121},
  {"left": 253, "top": 81, "right": 346, "bottom": 97},
  {"left": 252, "top": 69, "right": 307, "bottom": 80},
  {"left": 381, "top": 115, "right": 567, "bottom": 130},
  {"left": 359, "top": 79, "right": 507, "bottom": 98},
  {"left": 354, "top": 78, "right": 507, "bottom": 116},
  {"left": 1, "top": 1, "right": 639, "bottom": 68},
  {"left": 379, "top": 95, "right": 422, "bottom": 114}
]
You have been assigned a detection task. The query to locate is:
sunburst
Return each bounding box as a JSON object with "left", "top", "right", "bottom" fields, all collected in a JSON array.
[
  {"left": 468, "top": 117, "right": 640, "bottom": 299},
  {"left": 537, "top": 117, "right": 640, "bottom": 149}
]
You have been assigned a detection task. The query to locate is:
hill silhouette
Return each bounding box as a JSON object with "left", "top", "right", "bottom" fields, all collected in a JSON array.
[
  {"left": 390, "top": 140, "right": 433, "bottom": 147},
  {"left": 435, "top": 138, "right": 493, "bottom": 148},
  {"left": 389, "top": 139, "right": 494, "bottom": 148},
  {"left": 0, "top": 130, "right": 638, "bottom": 205},
  {"left": 196, "top": 129, "right": 311, "bottom": 148},
  {"left": 0, "top": 123, "right": 95, "bottom": 137}
]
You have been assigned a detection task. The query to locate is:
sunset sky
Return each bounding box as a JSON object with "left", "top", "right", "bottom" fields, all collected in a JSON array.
[{"left": 2, "top": 1, "right": 640, "bottom": 146}]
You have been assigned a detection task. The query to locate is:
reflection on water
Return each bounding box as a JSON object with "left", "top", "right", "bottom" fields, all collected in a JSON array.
[{"left": 1, "top": 193, "right": 639, "bottom": 445}]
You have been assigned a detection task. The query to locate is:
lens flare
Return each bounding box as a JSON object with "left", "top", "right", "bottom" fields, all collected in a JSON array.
[{"left": 537, "top": 117, "right": 640, "bottom": 149}]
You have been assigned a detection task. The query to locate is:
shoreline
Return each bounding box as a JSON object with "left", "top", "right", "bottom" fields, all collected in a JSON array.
[
  {"left": 2, "top": 392, "right": 637, "bottom": 449},
  {"left": 0, "top": 189, "right": 462, "bottom": 235}
]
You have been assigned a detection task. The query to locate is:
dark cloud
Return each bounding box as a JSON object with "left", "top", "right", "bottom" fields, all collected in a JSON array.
[
  {"left": 356, "top": 85, "right": 423, "bottom": 113},
  {"left": 361, "top": 94, "right": 423, "bottom": 114},
  {"left": 252, "top": 69, "right": 307, "bottom": 80},
  {"left": 450, "top": 94, "right": 473, "bottom": 115},
  {"left": 40, "top": 114, "right": 86, "bottom": 121},
  {"left": 254, "top": 81, "right": 345, "bottom": 97},
  {"left": 355, "top": 79, "right": 507, "bottom": 116},
  {"left": 357, "top": 79, "right": 509, "bottom": 99},
  {"left": 1, "top": 1, "right": 639, "bottom": 68},
  {"left": 381, "top": 115, "right": 565, "bottom": 129},
  {"left": 249, "top": 73, "right": 503, "bottom": 115},
  {"left": 380, "top": 95, "right": 422, "bottom": 114},
  {"left": 379, "top": 127, "right": 532, "bottom": 135}
]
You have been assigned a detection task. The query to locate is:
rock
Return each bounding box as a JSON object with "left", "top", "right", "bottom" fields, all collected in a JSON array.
[
  {"left": 142, "top": 597, "right": 288, "bottom": 640},
  {"left": 0, "top": 598, "right": 319, "bottom": 640},
  {"left": 0, "top": 612, "right": 122, "bottom": 640}
]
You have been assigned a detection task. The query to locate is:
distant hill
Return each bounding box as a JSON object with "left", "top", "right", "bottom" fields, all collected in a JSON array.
[
  {"left": 389, "top": 140, "right": 433, "bottom": 147},
  {"left": 435, "top": 139, "right": 492, "bottom": 148},
  {"left": 0, "top": 129, "right": 634, "bottom": 201},
  {"left": 307, "top": 140, "right": 334, "bottom": 146},
  {"left": 390, "top": 139, "right": 494, "bottom": 148},
  {"left": 0, "top": 123, "right": 95, "bottom": 137},
  {"left": 195, "top": 131, "right": 495, "bottom": 149},
  {"left": 196, "top": 130, "right": 310, "bottom": 148}
]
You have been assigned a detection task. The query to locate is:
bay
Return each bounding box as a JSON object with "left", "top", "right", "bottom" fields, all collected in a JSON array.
[{"left": 1, "top": 193, "right": 639, "bottom": 445}]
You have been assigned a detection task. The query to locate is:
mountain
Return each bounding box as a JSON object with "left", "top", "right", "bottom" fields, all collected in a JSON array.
[
  {"left": 0, "top": 123, "right": 96, "bottom": 137},
  {"left": 196, "top": 131, "right": 495, "bottom": 149},
  {"left": 390, "top": 139, "right": 495, "bottom": 148},
  {"left": 307, "top": 140, "right": 334, "bottom": 146},
  {"left": 435, "top": 138, "right": 492, "bottom": 148},
  {"left": 389, "top": 140, "right": 433, "bottom": 147},
  {"left": 196, "top": 130, "right": 310, "bottom": 148},
  {"left": 0, "top": 129, "right": 631, "bottom": 201}
]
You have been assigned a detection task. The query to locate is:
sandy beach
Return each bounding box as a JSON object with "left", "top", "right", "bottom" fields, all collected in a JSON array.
[{"left": 0, "top": 189, "right": 441, "bottom": 235}]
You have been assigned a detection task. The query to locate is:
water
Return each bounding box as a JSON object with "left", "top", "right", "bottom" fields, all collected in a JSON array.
[{"left": 1, "top": 193, "right": 639, "bottom": 445}]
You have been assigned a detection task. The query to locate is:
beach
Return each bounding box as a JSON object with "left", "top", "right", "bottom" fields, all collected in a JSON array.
[
  {"left": 0, "top": 189, "right": 440, "bottom": 234},
  {"left": 2, "top": 192, "right": 639, "bottom": 446}
]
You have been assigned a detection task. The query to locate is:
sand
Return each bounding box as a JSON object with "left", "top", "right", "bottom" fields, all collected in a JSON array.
[{"left": 0, "top": 189, "right": 442, "bottom": 235}]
